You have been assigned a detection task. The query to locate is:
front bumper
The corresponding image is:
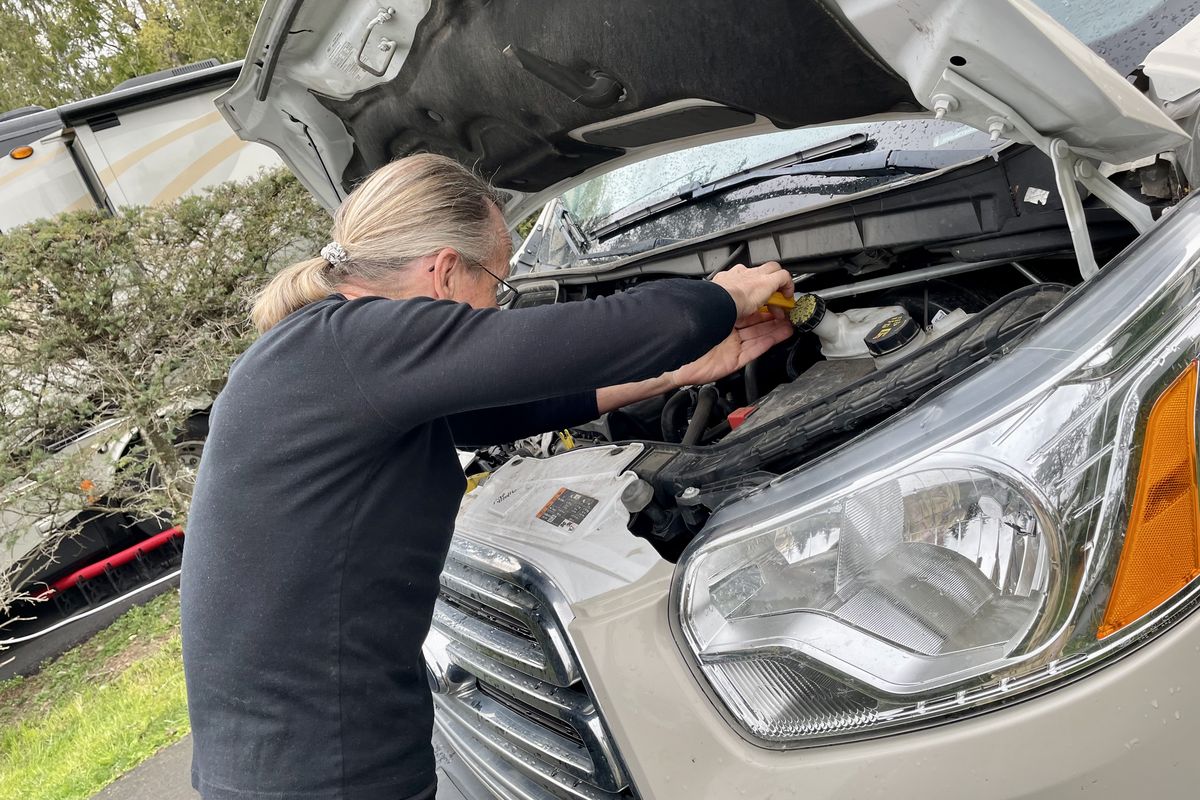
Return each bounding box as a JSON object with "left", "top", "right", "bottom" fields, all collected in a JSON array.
[
  {"left": 431, "top": 410, "right": 1200, "bottom": 800},
  {"left": 438, "top": 553, "right": 1200, "bottom": 799},
  {"left": 567, "top": 560, "right": 1200, "bottom": 799},
  {"left": 433, "top": 724, "right": 500, "bottom": 800}
]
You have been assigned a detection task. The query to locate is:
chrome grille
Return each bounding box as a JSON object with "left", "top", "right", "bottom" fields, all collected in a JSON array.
[
  {"left": 440, "top": 588, "right": 538, "bottom": 644},
  {"left": 476, "top": 680, "right": 586, "bottom": 747},
  {"left": 427, "top": 538, "right": 635, "bottom": 800}
]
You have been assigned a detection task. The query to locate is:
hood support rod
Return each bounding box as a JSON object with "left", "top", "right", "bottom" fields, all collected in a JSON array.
[{"left": 1048, "top": 138, "right": 1101, "bottom": 279}]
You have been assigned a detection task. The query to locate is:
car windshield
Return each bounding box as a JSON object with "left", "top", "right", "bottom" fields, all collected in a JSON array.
[
  {"left": 1033, "top": 0, "right": 1195, "bottom": 72},
  {"left": 520, "top": 0, "right": 1199, "bottom": 273}
]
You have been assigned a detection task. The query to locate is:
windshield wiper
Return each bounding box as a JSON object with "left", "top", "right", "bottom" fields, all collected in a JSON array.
[
  {"left": 591, "top": 138, "right": 993, "bottom": 241},
  {"left": 589, "top": 133, "right": 873, "bottom": 240},
  {"left": 573, "top": 236, "right": 681, "bottom": 262}
]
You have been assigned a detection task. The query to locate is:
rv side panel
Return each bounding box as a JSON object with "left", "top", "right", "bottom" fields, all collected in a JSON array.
[
  {"left": 74, "top": 87, "right": 281, "bottom": 210},
  {"left": 0, "top": 131, "right": 95, "bottom": 231}
]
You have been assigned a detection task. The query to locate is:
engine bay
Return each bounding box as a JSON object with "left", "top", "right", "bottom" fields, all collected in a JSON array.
[
  {"left": 463, "top": 141, "right": 1186, "bottom": 559},
  {"left": 470, "top": 276, "right": 1067, "bottom": 559}
]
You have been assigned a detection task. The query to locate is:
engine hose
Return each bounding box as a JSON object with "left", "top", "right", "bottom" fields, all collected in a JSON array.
[
  {"left": 682, "top": 384, "right": 718, "bottom": 446},
  {"left": 661, "top": 388, "right": 694, "bottom": 442},
  {"left": 744, "top": 360, "right": 760, "bottom": 403},
  {"left": 785, "top": 340, "right": 802, "bottom": 381},
  {"left": 701, "top": 419, "right": 732, "bottom": 443}
]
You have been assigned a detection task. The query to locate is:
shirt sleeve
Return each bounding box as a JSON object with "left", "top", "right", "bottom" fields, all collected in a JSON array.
[
  {"left": 447, "top": 391, "right": 599, "bottom": 448},
  {"left": 326, "top": 278, "right": 736, "bottom": 432}
]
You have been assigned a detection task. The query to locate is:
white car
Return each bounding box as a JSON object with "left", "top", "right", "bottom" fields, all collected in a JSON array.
[{"left": 224, "top": 1, "right": 1200, "bottom": 797}]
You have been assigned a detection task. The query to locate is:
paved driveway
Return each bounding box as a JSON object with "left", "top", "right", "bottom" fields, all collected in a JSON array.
[
  {"left": 91, "top": 736, "right": 197, "bottom": 800},
  {"left": 90, "top": 731, "right": 471, "bottom": 800}
]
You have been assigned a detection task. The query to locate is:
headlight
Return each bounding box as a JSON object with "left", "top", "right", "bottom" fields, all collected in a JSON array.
[{"left": 674, "top": 195, "right": 1200, "bottom": 747}]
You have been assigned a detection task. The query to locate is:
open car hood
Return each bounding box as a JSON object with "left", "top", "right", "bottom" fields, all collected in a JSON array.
[{"left": 219, "top": 0, "right": 1188, "bottom": 224}]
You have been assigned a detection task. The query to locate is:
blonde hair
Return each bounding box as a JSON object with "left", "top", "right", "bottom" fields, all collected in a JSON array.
[{"left": 252, "top": 154, "right": 505, "bottom": 333}]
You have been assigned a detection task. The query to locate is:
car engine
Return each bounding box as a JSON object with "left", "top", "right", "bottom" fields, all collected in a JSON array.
[
  {"left": 464, "top": 142, "right": 1183, "bottom": 558},
  {"left": 465, "top": 268, "right": 1070, "bottom": 559}
]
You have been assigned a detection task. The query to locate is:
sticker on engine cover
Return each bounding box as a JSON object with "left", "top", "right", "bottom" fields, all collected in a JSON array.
[
  {"left": 535, "top": 488, "right": 599, "bottom": 532},
  {"left": 486, "top": 486, "right": 528, "bottom": 517},
  {"left": 1023, "top": 186, "right": 1051, "bottom": 206}
]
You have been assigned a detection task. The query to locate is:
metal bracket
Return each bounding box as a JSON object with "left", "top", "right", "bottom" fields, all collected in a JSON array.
[
  {"left": 937, "top": 70, "right": 1159, "bottom": 281},
  {"left": 1048, "top": 138, "right": 1099, "bottom": 279},
  {"left": 356, "top": 7, "right": 397, "bottom": 78},
  {"left": 1048, "top": 138, "right": 1159, "bottom": 279},
  {"left": 1073, "top": 158, "right": 1156, "bottom": 233}
]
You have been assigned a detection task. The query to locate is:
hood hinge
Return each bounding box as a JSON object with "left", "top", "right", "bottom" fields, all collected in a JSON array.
[{"left": 938, "top": 69, "right": 1157, "bottom": 280}]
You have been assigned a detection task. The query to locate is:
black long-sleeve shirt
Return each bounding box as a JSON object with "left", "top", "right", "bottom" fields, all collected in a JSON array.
[{"left": 180, "top": 279, "right": 736, "bottom": 800}]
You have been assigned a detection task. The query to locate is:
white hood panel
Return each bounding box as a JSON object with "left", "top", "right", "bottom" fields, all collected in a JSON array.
[
  {"left": 843, "top": 0, "right": 1187, "bottom": 162},
  {"left": 221, "top": 0, "right": 1189, "bottom": 221}
]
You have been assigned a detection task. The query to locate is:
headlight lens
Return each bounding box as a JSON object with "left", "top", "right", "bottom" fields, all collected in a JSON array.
[
  {"left": 675, "top": 196, "right": 1200, "bottom": 747},
  {"left": 681, "top": 463, "right": 1063, "bottom": 743},
  {"left": 690, "top": 467, "right": 1054, "bottom": 684}
]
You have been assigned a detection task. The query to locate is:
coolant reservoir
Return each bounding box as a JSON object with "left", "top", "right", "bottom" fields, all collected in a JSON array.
[
  {"left": 864, "top": 307, "right": 972, "bottom": 367},
  {"left": 927, "top": 307, "right": 971, "bottom": 340},
  {"left": 864, "top": 310, "right": 927, "bottom": 366},
  {"left": 789, "top": 294, "right": 907, "bottom": 359}
]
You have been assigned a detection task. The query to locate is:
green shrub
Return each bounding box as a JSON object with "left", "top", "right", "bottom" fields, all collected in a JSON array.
[{"left": 0, "top": 169, "right": 328, "bottom": 609}]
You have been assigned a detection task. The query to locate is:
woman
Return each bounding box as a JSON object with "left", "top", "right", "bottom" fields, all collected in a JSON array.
[{"left": 181, "top": 153, "right": 793, "bottom": 800}]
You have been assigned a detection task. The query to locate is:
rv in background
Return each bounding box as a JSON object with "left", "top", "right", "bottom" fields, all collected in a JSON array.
[
  {"left": 0, "top": 59, "right": 281, "bottom": 231},
  {"left": 0, "top": 61, "right": 282, "bottom": 652}
]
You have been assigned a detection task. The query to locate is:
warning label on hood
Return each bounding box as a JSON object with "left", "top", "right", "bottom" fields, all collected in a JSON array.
[{"left": 535, "top": 488, "right": 599, "bottom": 532}]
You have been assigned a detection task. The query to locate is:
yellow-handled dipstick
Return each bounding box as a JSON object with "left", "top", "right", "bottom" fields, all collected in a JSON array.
[{"left": 759, "top": 291, "right": 796, "bottom": 312}]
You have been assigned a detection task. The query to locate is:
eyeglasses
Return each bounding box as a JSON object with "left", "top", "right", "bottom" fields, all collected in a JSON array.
[
  {"left": 475, "top": 261, "right": 520, "bottom": 306},
  {"left": 426, "top": 255, "right": 520, "bottom": 306}
]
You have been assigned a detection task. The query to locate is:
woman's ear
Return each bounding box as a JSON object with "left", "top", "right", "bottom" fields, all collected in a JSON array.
[{"left": 429, "top": 247, "right": 462, "bottom": 300}]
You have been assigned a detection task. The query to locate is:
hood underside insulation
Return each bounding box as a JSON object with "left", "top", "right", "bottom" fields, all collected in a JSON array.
[{"left": 317, "top": 0, "right": 919, "bottom": 193}]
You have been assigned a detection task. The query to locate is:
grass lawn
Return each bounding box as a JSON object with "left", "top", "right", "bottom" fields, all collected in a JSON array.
[{"left": 0, "top": 589, "right": 188, "bottom": 800}]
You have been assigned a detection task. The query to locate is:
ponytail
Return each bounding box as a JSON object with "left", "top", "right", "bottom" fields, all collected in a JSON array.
[
  {"left": 251, "top": 153, "right": 504, "bottom": 334},
  {"left": 251, "top": 257, "right": 336, "bottom": 333}
]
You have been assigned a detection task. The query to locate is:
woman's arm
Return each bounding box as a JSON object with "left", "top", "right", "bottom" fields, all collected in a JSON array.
[
  {"left": 329, "top": 279, "right": 734, "bottom": 429},
  {"left": 449, "top": 308, "right": 793, "bottom": 445},
  {"left": 597, "top": 308, "right": 793, "bottom": 412},
  {"left": 595, "top": 374, "right": 676, "bottom": 414},
  {"left": 447, "top": 392, "right": 597, "bottom": 447},
  {"left": 447, "top": 305, "right": 791, "bottom": 445},
  {"left": 328, "top": 267, "right": 792, "bottom": 432},
  {"left": 449, "top": 375, "right": 677, "bottom": 447}
]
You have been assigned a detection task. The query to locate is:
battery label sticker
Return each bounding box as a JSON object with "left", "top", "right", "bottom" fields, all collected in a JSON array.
[{"left": 535, "top": 488, "right": 599, "bottom": 532}]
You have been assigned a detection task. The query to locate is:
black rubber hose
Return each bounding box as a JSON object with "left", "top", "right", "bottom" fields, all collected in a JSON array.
[
  {"left": 682, "top": 384, "right": 718, "bottom": 446},
  {"left": 744, "top": 360, "right": 760, "bottom": 404},
  {"left": 701, "top": 419, "right": 732, "bottom": 443},
  {"left": 661, "top": 388, "right": 694, "bottom": 442}
]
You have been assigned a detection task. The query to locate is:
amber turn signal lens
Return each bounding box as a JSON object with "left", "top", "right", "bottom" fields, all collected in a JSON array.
[
  {"left": 1099, "top": 361, "right": 1200, "bottom": 639},
  {"left": 8, "top": 145, "right": 33, "bottom": 159}
]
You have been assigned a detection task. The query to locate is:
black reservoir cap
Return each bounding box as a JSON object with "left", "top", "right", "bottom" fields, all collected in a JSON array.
[
  {"left": 788, "top": 293, "right": 826, "bottom": 331},
  {"left": 865, "top": 311, "right": 920, "bottom": 356}
]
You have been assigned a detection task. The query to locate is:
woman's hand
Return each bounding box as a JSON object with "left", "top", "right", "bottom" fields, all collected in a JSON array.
[
  {"left": 711, "top": 261, "right": 794, "bottom": 318},
  {"left": 668, "top": 309, "right": 794, "bottom": 388},
  {"left": 596, "top": 264, "right": 796, "bottom": 411}
]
